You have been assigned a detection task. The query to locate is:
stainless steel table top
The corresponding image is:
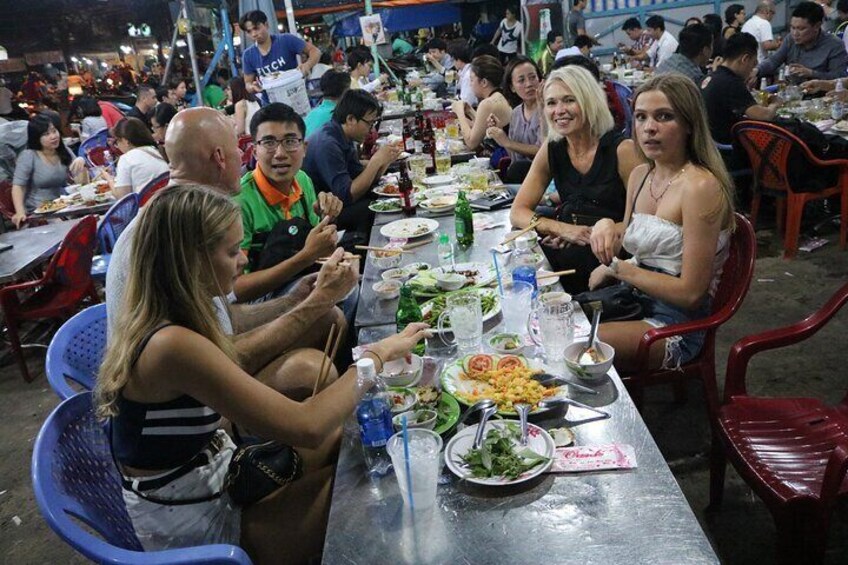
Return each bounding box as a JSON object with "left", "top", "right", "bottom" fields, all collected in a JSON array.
[
  {"left": 324, "top": 330, "right": 717, "bottom": 564},
  {"left": 355, "top": 208, "right": 511, "bottom": 329},
  {"left": 0, "top": 219, "right": 80, "bottom": 284}
]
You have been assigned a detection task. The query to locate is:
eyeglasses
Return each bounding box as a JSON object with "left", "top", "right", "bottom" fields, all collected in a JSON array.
[
  {"left": 359, "top": 117, "right": 379, "bottom": 129},
  {"left": 256, "top": 137, "right": 304, "bottom": 152}
]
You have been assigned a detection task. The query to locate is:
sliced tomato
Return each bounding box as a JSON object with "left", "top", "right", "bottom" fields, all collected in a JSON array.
[
  {"left": 496, "top": 355, "right": 525, "bottom": 371},
  {"left": 466, "top": 354, "right": 493, "bottom": 374}
]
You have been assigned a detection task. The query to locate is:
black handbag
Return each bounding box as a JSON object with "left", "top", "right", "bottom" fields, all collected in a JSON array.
[{"left": 574, "top": 282, "right": 644, "bottom": 322}]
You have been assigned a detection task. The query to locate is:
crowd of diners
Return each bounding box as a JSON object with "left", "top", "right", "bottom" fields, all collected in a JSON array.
[{"left": 4, "top": 2, "right": 846, "bottom": 562}]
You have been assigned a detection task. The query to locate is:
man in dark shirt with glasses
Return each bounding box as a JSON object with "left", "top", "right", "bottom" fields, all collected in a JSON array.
[{"left": 303, "top": 89, "right": 401, "bottom": 233}]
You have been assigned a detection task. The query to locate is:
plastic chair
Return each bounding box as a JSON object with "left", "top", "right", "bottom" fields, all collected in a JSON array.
[
  {"left": 0, "top": 179, "right": 14, "bottom": 222},
  {"left": 91, "top": 193, "right": 140, "bottom": 282},
  {"left": 137, "top": 172, "right": 170, "bottom": 206},
  {"left": 609, "top": 80, "right": 633, "bottom": 138},
  {"left": 710, "top": 281, "right": 848, "bottom": 564},
  {"left": 732, "top": 120, "right": 848, "bottom": 259},
  {"left": 622, "top": 213, "right": 757, "bottom": 415},
  {"left": 78, "top": 128, "right": 110, "bottom": 167},
  {"left": 32, "top": 392, "right": 253, "bottom": 564},
  {"left": 0, "top": 216, "right": 100, "bottom": 382},
  {"left": 44, "top": 304, "right": 106, "bottom": 400}
]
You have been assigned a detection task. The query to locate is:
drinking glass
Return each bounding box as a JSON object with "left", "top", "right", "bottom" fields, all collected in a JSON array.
[
  {"left": 435, "top": 151, "right": 452, "bottom": 175},
  {"left": 409, "top": 154, "right": 429, "bottom": 180},
  {"left": 469, "top": 168, "right": 489, "bottom": 191},
  {"left": 528, "top": 294, "right": 574, "bottom": 362},
  {"left": 387, "top": 429, "right": 443, "bottom": 510},
  {"left": 500, "top": 281, "right": 533, "bottom": 334},
  {"left": 387, "top": 89, "right": 399, "bottom": 103},
  {"left": 437, "top": 292, "right": 483, "bottom": 353},
  {"left": 445, "top": 119, "right": 460, "bottom": 139}
]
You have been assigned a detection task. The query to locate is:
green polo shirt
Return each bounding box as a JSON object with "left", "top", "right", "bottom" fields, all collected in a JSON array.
[
  {"left": 304, "top": 99, "right": 336, "bottom": 137},
  {"left": 236, "top": 169, "right": 321, "bottom": 261}
]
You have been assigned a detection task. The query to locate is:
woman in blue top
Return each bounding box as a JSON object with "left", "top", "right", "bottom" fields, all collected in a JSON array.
[{"left": 95, "top": 184, "right": 428, "bottom": 563}]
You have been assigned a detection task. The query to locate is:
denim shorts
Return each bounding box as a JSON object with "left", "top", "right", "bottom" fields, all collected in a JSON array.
[{"left": 633, "top": 287, "right": 711, "bottom": 369}]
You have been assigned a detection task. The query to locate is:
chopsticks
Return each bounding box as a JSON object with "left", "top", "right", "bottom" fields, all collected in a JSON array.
[
  {"left": 537, "top": 269, "right": 577, "bottom": 280},
  {"left": 354, "top": 245, "right": 410, "bottom": 254},
  {"left": 316, "top": 252, "right": 357, "bottom": 266},
  {"left": 501, "top": 219, "right": 540, "bottom": 245},
  {"left": 401, "top": 238, "right": 433, "bottom": 251},
  {"left": 313, "top": 323, "right": 343, "bottom": 396}
]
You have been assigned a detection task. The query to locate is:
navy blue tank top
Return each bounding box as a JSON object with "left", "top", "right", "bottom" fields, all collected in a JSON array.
[{"left": 111, "top": 324, "right": 222, "bottom": 470}]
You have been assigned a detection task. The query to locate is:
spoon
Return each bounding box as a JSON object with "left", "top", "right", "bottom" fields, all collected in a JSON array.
[
  {"left": 458, "top": 398, "right": 496, "bottom": 428},
  {"left": 472, "top": 405, "right": 498, "bottom": 449},
  {"left": 579, "top": 301, "right": 603, "bottom": 364},
  {"left": 533, "top": 373, "right": 599, "bottom": 395},
  {"left": 538, "top": 397, "right": 610, "bottom": 420},
  {"left": 515, "top": 403, "right": 531, "bottom": 446}
]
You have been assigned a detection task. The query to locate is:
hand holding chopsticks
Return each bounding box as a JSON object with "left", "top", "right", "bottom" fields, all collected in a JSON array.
[{"left": 501, "top": 218, "right": 540, "bottom": 245}]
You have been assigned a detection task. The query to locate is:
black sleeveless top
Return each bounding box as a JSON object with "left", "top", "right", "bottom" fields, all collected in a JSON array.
[{"left": 548, "top": 130, "right": 627, "bottom": 226}]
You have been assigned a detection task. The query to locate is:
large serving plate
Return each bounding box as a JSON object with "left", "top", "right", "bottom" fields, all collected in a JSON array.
[
  {"left": 420, "top": 287, "right": 501, "bottom": 329},
  {"left": 379, "top": 218, "right": 439, "bottom": 239},
  {"left": 444, "top": 420, "right": 555, "bottom": 485},
  {"left": 428, "top": 262, "right": 497, "bottom": 287}
]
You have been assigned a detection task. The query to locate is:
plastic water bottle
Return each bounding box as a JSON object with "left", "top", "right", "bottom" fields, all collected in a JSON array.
[
  {"left": 510, "top": 237, "right": 538, "bottom": 290},
  {"left": 355, "top": 359, "right": 393, "bottom": 477},
  {"left": 103, "top": 150, "right": 115, "bottom": 175},
  {"left": 437, "top": 232, "right": 455, "bottom": 268},
  {"left": 833, "top": 80, "right": 845, "bottom": 120}
]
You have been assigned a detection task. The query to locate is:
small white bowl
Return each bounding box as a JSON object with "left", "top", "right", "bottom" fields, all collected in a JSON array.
[
  {"left": 434, "top": 272, "right": 465, "bottom": 291},
  {"left": 403, "top": 262, "right": 431, "bottom": 277},
  {"left": 393, "top": 409, "right": 438, "bottom": 431},
  {"left": 564, "top": 340, "right": 615, "bottom": 381},
  {"left": 372, "top": 280, "right": 402, "bottom": 300},
  {"left": 381, "top": 268, "right": 410, "bottom": 283},
  {"left": 380, "top": 389, "right": 418, "bottom": 414},
  {"left": 380, "top": 354, "right": 424, "bottom": 387},
  {"left": 372, "top": 251, "right": 403, "bottom": 270},
  {"left": 488, "top": 333, "right": 525, "bottom": 354},
  {"left": 470, "top": 157, "right": 490, "bottom": 169}
]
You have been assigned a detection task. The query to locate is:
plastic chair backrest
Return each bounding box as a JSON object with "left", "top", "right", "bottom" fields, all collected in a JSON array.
[
  {"left": 732, "top": 120, "right": 814, "bottom": 193},
  {"left": 611, "top": 80, "right": 633, "bottom": 137},
  {"left": 710, "top": 213, "right": 757, "bottom": 321},
  {"left": 97, "top": 193, "right": 139, "bottom": 253},
  {"left": 78, "top": 128, "right": 109, "bottom": 160},
  {"left": 0, "top": 179, "right": 14, "bottom": 220},
  {"left": 45, "top": 304, "right": 106, "bottom": 400},
  {"left": 138, "top": 172, "right": 170, "bottom": 206},
  {"left": 43, "top": 215, "right": 98, "bottom": 292},
  {"left": 31, "top": 392, "right": 252, "bottom": 564}
]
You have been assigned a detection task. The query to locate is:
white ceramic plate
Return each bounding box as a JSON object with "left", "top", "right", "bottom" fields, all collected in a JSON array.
[
  {"left": 422, "top": 174, "right": 455, "bottom": 187},
  {"left": 428, "top": 262, "right": 497, "bottom": 288},
  {"left": 445, "top": 420, "right": 555, "bottom": 485},
  {"left": 380, "top": 218, "right": 439, "bottom": 239},
  {"left": 368, "top": 200, "right": 403, "bottom": 213},
  {"left": 373, "top": 186, "right": 403, "bottom": 198}
]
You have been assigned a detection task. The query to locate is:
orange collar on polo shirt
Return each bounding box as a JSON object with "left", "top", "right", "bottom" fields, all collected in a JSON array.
[{"left": 253, "top": 164, "right": 302, "bottom": 220}]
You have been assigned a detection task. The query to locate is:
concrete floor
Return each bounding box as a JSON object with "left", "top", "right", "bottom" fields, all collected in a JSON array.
[{"left": 0, "top": 222, "right": 846, "bottom": 565}]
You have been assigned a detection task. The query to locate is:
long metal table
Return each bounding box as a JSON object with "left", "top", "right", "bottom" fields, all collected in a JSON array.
[
  {"left": 0, "top": 219, "right": 80, "bottom": 284},
  {"left": 325, "top": 208, "right": 718, "bottom": 564}
]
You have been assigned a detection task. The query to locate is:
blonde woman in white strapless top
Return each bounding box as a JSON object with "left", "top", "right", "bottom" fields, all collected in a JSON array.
[{"left": 588, "top": 74, "right": 736, "bottom": 371}]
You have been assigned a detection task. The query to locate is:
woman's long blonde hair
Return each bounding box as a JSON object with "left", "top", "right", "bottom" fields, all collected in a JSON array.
[
  {"left": 632, "top": 74, "right": 736, "bottom": 229},
  {"left": 95, "top": 184, "right": 241, "bottom": 418},
  {"left": 543, "top": 65, "right": 615, "bottom": 142}
]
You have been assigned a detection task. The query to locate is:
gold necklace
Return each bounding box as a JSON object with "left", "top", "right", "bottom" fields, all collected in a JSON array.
[{"left": 649, "top": 165, "right": 687, "bottom": 202}]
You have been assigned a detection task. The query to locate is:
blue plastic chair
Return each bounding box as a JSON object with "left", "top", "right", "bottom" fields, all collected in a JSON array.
[
  {"left": 610, "top": 80, "right": 633, "bottom": 138},
  {"left": 77, "top": 128, "right": 110, "bottom": 166},
  {"left": 91, "top": 192, "right": 139, "bottom": 282},
  {"left": 32, "top": 392, "right": 252, "bottom": 564},
  {"left": 45, "top": 304, "right": 106, "bottom": 400}
]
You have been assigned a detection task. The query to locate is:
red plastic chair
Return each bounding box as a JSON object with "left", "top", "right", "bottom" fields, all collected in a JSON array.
[
  {"left": 137, "top": 171, "right": 170, "bottom": 206},
  {"left": 622, "top": 213, "right": 757, "bottom": 416},
  {"left": 732, "top": 120, "right": 848, "bottom": 259},
  {"left": 710, "top": 281, "right": 848, "bottom": 564},
  {"left": 0, "top": 216, "right": 100, "bottom": 382}
]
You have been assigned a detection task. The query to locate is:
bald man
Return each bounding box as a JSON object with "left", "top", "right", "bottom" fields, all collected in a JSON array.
[{"left": 106, "top": 107, "right": 357, "bottom": 397}]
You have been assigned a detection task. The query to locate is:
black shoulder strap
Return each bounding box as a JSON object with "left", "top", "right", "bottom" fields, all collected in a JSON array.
[
  {"left": 625, "top": 167, "right": 652, "bottom": 229},
  {"left": 130, "top": 323, "right": 175, "bottom": 368}
]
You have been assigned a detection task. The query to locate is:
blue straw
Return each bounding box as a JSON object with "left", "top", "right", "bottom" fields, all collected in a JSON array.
[
  {"left": 401, "top": 415, "right": 415, "bottom": 511},
  {"left": 491, "top": 250, "right": 504, "bottom": 296}
]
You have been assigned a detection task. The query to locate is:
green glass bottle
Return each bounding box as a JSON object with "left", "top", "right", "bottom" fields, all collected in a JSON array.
[
  {"left": 396, "top": 284, "right": 425, "bottom": 355},
  {"left": 454, "top": 190, "right": 474, "bottom": 249}
]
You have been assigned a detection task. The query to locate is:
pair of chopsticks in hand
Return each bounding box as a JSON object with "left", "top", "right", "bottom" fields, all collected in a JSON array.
[
  {"left": 313, "top": 323, "right": 344, "bottom": 396},
  {"left": 316, "top": 252, "right": 357, "bottom": 266}
]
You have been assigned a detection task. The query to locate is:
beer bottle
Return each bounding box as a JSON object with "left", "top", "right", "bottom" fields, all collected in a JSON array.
[
  {"left": 399, "top": 161, "right": 416, "bottom": 217},
  {"left": 402, "top": 118, "right": 414, "bottom": 153},
  {"left": 454, "top": 190, "right": 474, "bottom": 249},
  {"left": 425, "top": 118, "right": 437, "bottom": 174}
]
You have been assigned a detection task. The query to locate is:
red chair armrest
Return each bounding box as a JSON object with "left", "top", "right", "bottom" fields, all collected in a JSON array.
[
  {"left": 633, "top": 312, "right": 723, "bottom": 369},
  {"left": 0, "top": 277, "right": 47, "bottom": 296},
  {"left": 821, "top": 443, "right": 848, "bottom": 508}
]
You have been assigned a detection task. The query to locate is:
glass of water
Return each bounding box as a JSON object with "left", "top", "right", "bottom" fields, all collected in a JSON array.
[
  {"left": 529, "top": 294, "right": 574, "bottom": 362},
  {"left": 387, "top": 429, "right": 443, "bottom": 510},
  {"left": 437, "top": 292, "right": 482, "bottom": 353},
  {"left": 500, "top": 281, "right": 533, "bottom": 334}
]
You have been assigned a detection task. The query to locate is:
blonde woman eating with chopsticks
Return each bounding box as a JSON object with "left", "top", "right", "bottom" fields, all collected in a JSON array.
[{"left": 96, "top": 185, "right": 429, "bottom": 564}]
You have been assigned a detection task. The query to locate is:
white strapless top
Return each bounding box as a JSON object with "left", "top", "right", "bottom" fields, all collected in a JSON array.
[{"left": 622, "top": 213, "right": 731, "bottom": 296}]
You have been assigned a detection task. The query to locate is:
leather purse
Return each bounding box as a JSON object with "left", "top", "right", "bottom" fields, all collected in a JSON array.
[
  {"left": 225, "top": 437, "right": 303, "bottom": 506},
  {"left": 574, "top": 283, "right": 644, "bottom": 323}
]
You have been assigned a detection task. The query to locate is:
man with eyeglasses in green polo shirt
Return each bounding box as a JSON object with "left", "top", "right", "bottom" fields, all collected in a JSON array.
[{"left": 235, "top": 103, "right": 347, "bottom": 303}]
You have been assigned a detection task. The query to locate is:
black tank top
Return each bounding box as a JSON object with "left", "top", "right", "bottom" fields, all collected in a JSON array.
[{"left": 548, "top": 130, "right": 627, "bottom": 225}]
